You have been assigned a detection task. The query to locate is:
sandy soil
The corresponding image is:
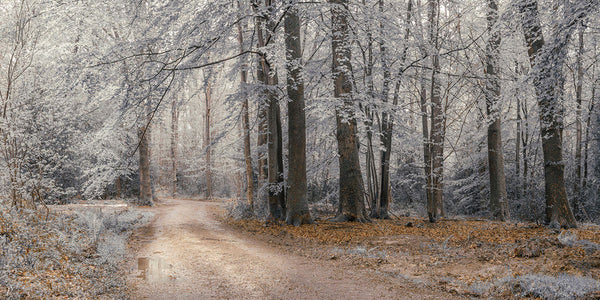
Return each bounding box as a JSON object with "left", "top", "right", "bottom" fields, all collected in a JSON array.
[{"left": 128, "top": 198, "right": 461, "bottom": 299}]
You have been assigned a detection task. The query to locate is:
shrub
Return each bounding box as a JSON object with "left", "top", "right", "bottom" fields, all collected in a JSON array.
[{"left": 0, "top": 204, "right": 152, "bottom": 299}]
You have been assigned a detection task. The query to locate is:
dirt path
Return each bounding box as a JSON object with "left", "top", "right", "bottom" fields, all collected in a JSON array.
[{"left": 129, "top": 198, "right": 460, "bottom": 299}]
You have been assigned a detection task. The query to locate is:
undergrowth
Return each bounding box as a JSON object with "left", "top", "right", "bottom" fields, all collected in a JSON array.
[{"left": 0, "top": 204, "right": 152, "bottom": 299}]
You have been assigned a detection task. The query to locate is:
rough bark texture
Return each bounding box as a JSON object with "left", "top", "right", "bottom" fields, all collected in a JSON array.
[
  {"left": 419, "top": 67, "right": 433, "bottom": 219},
  {"left": 516, "top": 79, "right": 521, "bottom": 200},
  {"left": 573, "top": 23, "right": 584, "bottom": 216},
  {"left": 236, "top": 3, "right": 255, "bottom": 209},
  {"left": 583, "top": 82, "right": 596, "bottom": 190},
  {"left": 485, "top": 0, "right": 509, "bottom": 221},
  {"left": 255, "top": 0, "right": 285, "bottom": 221},
  {"left": 138, "top": 125, "right": 153, "bottom": 206},
  {"left": 267, "top": 83, "right": 283, "bottom": 220},
  {"left": 284, "top": 0, "right": 312, "bottom": 226},
  {"left": 254, "top": 0, "right": 269, "bottom": 209},
  {"left": 428, "top": 0, "right": 444, "bottom": 222},
  {"left": 373, "top": 0, "right": 391, "bottom": 220},
  {"left": 170, "top": 98, "right": 178, "bottom": 197},
  {"left": 204, "top": 72, "right": 213, "bottom": 200},
  {"left": 330, "top": 0, "right": 368, "bottom": 222},
  {"left": 520, "top": 0, "right": 580, "bottom": 228},
  {"left": 378, "top": 0, "right": 413, "bottom": 219}
]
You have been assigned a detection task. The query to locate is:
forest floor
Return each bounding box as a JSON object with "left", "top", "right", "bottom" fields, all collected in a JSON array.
[
  {"left": 127, "top": 198, "right": 462, "bottom": 299},
  {"left": 228, "top": 206, "right": 600, "bottom": 299}
]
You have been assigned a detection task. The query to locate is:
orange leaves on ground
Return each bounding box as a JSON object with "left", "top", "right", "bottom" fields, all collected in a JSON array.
[{"left": 231, "top": 217, "right": 600, "bottom": 247}]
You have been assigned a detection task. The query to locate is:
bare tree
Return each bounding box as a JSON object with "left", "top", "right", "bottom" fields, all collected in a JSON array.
[
  {"left": 170, "top": 98, "right": 178, "bottom": 197},
  {"left": 284, "top": 0, "right": 312, "bottom": 225},
  {"left": 330, "top": 0, "right": 368, "bottom": 222},
  {"left": 254, "top": 0, "right": 285, "bottom": 220},
  {"left": 428, "top": 0, "right": 445, "bottom": 222},
  {"left": 237, "top": 0, "right": 254, "bottom": 210},
  {"left": 518, "top": 0, "right": 599, "bottom": 228},
  {"left": 204, "top": 69, "right": 213, "bottom": 200},
  {"left": 138, "top": 121, "right": 153, "bottom": 206},
  {"left": 573, "top": 22, "right": 585, "bottom": 216},
  {"left": 485, "top": 0, "right": 509, "bottom": 221}
]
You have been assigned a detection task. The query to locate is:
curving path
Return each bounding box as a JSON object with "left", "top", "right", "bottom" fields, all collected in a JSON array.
[{"left": 129, "top": 198, "right": 460, "bottom": 299}]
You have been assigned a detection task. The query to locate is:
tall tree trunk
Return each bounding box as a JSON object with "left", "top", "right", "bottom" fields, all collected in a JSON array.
[
  {"left": 377, "top": 0, "right": 413, "bottom": 219},
  {"left": 138, "top": 123, "right": 153, "bottom": 206},
  {"left": 428, "top": 0, "right": 444, "bottom": 222},
  {"left": 419, "top": 67, "right": 433, "bottom": 219},
  {"left": 284, "top": 0, "right": 312, "bottom": 225},
  {"left": 358, "top": 0, "right": 378, "bottom": 217},
  {"left": 516, "top": 63, "right": 522, "bottom": 201},
  {"left": 115, "top": 177, "right": 122, "bottom": 198},
  {"left": 204, "top": 71, "right": 213, "bottom": 200},
  {"left": 170, "top": 98, "right": 178, "bottom": 197},
  {"left": 330, "top": 0, "right": 368, "bottom": 222},
  {"left": 519, "top": 0, "right": 582, "bottom": 228},
  {"left": 253, "top": 0, "right": 269, "bottom": 209},
  {"left": 583, "top": 81, "right": 596, "bottom": 190},
  {"left": 371, "top": 0, "right": 389, "bottom": 220},
  {"left": 255, "top": 0, "right": 285, "bottom": 220},
  {"left": 485, "top": 0, "right": 509, "bottom": 221},
  {"left": 573, "top": 22, "right": 585, "bottom": 217},
  {"left": 236, "top": 1, "right": 254, "bottom": 210},
  {"left": 521, "top": 97, "right": 529, "bottom": 199}
]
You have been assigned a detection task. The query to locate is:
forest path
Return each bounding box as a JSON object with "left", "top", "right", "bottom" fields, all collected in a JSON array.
[{"left": 129, "top": 198, "right": 459, "bottom": 299}]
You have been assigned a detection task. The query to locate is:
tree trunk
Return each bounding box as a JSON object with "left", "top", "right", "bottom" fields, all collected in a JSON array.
[
  {"left": 428, "top": 0, "right": 444, "bottom": 222},
  {"left": 115, "top": 176, "right": 122, "bottom": 198},
  {"left": 170, "top": 98, "right": 178, "bottom": 197},
  {"left": 583, "top": 82, "right": 596, "bottom": 190},
  {"left": 138, "top": 124, "right": 153, "bottom": 206},
  {"left": 516, "top": 64, "right": 522, "bottom": 201},
  {"left": 372, "top": 0, "right": 390, "bottom": 220},
  {"left": 284, "top": 0, "right": 312, "bottom": 225},
  {"left": 519, "top": 0, "right": 580, "bottom": 228},
  {"left": 377, "top": 0, "right": 413, "bottom": 219},
  {"left": 485, "top": 0, "right": 509, "bottom": 221},
  {"left": 255, "top": 0, "right": 285, "bottom": 220},
  {"left": 573, "top": 23, "right": 585, "bottom": 217},
  {"left": 204, "top": 71, "right": 213, "bottom": 200},
  {"left": 330, "top": 0, "right": 368, "bottom": 222},
  {"left": 236, "top": 1, "right": 254, "bottom": 209},
  {"left": 419, "top": 67, "right": 433, "bottom": 220}
]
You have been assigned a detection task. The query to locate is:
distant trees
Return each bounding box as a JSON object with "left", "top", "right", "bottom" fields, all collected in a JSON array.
[{"left": 5, "top": 0, "right": 600, "bottom": 229}]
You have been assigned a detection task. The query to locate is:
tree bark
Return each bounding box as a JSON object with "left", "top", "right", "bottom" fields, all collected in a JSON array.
[
  {"left": 428, "top": 0, "right": 444, "bottom": 222},
  {"left": 253, "top": 0, "right": 269, "bottom": 209},
  {"left": 236, "top": 1, "right": 255, "bottom": 210},
  {"left": 376, "top": 0, "right": 413, "bottom": 219},
  {"left": 573, "top": 23, "right": 585, "bottom": 217},
  {"left": 330, "top": 0, "right": 368, "bottom": 222},
  {"left": 204, "top": 70, "right": 213, "bottom": 200},
  {"left": 519, "top": 0, "right": 583, "bottom": 228},
  {"left": 516, "top": 64, "right": 522, "bottom": 200},
  {"left": 583, "top": 81, "right": 596, "bottom": 190},
  {"left": 372, "top": 0, "right": 390, "bottom": 220},
  {"left": 284, "top": 0, "right": 312, "bottom": 225},
  {"left": 138, "top": 124, "right": 153, "bottom": 206},
  {"left": 170, "top": 98, "right": 178, "bottom": 197},
  {"left": 254, "top": 0, "right": 285, "bottom": 220},
  {"left": 485, "top": 0, "right": 509, "bottom": 221}
]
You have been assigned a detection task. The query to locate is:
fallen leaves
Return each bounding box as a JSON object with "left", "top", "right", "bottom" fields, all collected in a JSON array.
[{"left": 228, "top": 215, "right": 600, "bottom": 295}]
